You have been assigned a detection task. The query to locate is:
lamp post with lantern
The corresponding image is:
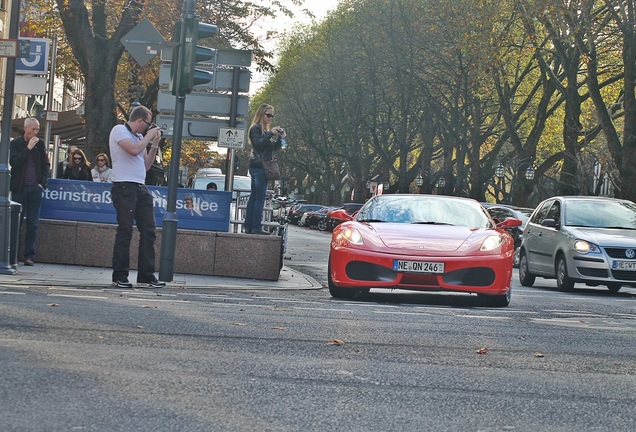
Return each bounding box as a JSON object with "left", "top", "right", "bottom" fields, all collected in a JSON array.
[{"left": 494, "top": 158, "right": 535, "bottom": 205}]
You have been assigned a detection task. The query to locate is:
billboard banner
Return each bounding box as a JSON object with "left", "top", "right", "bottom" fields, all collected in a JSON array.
[{"left": 40, "top": 179, "right": 231, "bottom": 231}]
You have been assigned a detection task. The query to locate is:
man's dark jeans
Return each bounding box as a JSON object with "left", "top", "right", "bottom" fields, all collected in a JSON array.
[
  {"left": 111, "top": 182, "right": 157, "bottom": 282},
  {"left": 12, "top": 185, "right": 43, "bottom": 260}
]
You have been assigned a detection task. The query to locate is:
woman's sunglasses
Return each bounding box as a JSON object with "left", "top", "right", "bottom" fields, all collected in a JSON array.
[{"left": 264, "top": 113, "right": 274, "bottom": 118}]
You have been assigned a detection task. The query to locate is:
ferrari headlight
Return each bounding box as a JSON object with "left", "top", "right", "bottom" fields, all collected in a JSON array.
[
  {"left": 480, "top": 235, "right": 504, "bottom": 251},
  {"left": 574, "top": 240, "right": 600, "bottom": 254},
  {"left": 338, "top": 227, "right": 363, "bottom": 245}
]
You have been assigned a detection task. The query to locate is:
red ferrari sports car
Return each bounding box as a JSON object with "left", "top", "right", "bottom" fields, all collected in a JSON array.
[{"left": 328, "top": 194, "right": 522, "bottom": 306}]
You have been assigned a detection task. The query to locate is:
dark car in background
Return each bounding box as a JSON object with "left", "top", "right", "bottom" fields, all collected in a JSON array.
[
  {"left": 486, "top": 205, "right": 534, "bottom": 267},
  {"left": 300, "top": 206, "right": 339, "bottom": 230},
  {"left": 326, "top": 203, "right": 364, "bottom": 231},
  {"left": 287, "top": 204, "right": 323, "bottom": 225}
]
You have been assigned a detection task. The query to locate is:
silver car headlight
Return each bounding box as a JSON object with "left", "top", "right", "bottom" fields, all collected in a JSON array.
[{"left": 573, "top": 239, "right": 600, "bottom": 254}]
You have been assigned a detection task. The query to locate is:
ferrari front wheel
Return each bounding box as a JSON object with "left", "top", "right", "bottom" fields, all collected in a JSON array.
[{"left": 481, "top": 288, "right": 511, "bottom": 308}]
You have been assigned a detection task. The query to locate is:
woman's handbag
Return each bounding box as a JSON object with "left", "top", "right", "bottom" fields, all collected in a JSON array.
[{"left": 262, "top": 158, "right": 280, "bottom": 180}]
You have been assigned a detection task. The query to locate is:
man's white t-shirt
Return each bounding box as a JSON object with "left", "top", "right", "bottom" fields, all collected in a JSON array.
[{"left": 109, "top": 124, "right": 147, "bottom": 184}]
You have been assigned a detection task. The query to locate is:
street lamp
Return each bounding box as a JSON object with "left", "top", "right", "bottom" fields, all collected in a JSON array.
[
  {"left": 494, "top": 157, "right": 534, "bottom": 204},
  {"left": 495, "top": 163, "right": 505, "bottom": 179},
  {"left": 524, "top": 165, "right": 535, "bottom": 180}
]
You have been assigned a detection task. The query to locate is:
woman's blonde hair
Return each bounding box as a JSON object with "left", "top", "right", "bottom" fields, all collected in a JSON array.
[{"left": 250, "top": 103, "right": 274, "bottom": 131}]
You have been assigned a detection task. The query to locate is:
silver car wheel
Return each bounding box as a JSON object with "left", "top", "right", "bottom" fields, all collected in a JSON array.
[{"left": 556, "top": 255, "right": 574, "bottom": 292}]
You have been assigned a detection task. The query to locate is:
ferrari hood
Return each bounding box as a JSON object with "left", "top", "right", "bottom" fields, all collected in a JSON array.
[{"left": 366, "top": 223, "right": 480, "bottom": 252}]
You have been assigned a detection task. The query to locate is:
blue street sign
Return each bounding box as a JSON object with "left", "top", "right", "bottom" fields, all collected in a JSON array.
[{"left": 16, "top": 38, "right": 49, "bottom": 74}]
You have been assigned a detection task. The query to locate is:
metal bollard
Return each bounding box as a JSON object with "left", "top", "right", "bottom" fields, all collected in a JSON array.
[{"left": 9, "top": 201, "right": 22, "bottom": 268}]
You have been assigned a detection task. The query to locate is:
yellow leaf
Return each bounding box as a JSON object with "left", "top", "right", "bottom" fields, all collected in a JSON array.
[
  {"left": 233, "top": 322, "right": 247, "bottom": 326},
  {"left": 326, "top": 338, "right": 345, "bottom": 345},
  {"left": 47, "top": 303, "right": 59, "bottom": 307},
  {"left": 135, "top": 324, "right": 145, "bottom": 329},
  {"left": 534, "top": 352, "right": 545, "bottom": 358},
  {"left": 476, "top": 347, "right": 489, "bottom": 354},
  {"left": 272, "top": 326, "right": 287, "bottom": 330}
]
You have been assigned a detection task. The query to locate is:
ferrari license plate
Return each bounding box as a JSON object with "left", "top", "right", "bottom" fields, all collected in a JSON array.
[
  {"left": 394, "top": 260, "right": 444, "bottom": 274},
  {"left": 612, "top": 260, "right": 636, "bottom": 271}
]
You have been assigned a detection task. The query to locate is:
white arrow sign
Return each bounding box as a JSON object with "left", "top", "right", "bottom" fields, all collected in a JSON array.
[{"left": 218, "top": 127, "right": 246, "bottom": 149}]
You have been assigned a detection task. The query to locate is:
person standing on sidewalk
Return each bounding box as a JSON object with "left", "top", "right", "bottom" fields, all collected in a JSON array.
[
  {"left": 10, "top": 117, "right": 50, "bottom": 266},
  {"left": 244, "top": 103, "right": 286, "bottom": 234},
  {"left": 109, "top": 105, "right": 165, "bottom": 288}
]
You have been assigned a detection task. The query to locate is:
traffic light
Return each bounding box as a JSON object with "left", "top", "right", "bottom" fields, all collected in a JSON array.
[{"left": 171, "top": 16, "right": 217, "bottom": 95}]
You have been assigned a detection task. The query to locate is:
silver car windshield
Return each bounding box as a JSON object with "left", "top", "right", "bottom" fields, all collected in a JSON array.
[{"left": 565, "top": 200, "right": 636, "bottom": 229}]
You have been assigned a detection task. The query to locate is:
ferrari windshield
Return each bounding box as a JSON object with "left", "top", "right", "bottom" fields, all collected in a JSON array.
[{"left": 356, "top": 195, "right": 494, "bottom": 228}]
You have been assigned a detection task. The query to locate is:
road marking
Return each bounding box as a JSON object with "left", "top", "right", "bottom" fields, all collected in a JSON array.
[
  {"left": 0, "top": 291, "right": 26, "bottom": 295},
  {"left": 48, "top": 294, "right": 109, "bottom": 300}
]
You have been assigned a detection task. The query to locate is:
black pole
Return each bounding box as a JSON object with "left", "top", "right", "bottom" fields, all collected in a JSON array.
[
  {"left": 0, "top": 0, "right": 23, "bottom": 275},
  {"left": 225, "top": 66, "right": 241, "bottom": 192},
  {"left": 159, "top": 0, "right": 195, "bottom": 282}
]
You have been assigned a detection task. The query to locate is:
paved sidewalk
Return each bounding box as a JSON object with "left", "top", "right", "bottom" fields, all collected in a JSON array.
[{"left": 0, "top": 263, "right": 323, "bottom": 291}]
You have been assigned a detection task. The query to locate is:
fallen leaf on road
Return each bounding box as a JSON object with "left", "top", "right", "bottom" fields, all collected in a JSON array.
[
  {"left": 476, "top": 347, "right": 489, "bottom": 354},
  {"left": 326, "top": 339, "right": 345, "bottom": 345},
  {"left": 47, "top": 303, "right": 59, "bottom": 307},
  {"left": 142, "top": 305, "right": 157, "bottom": 309},
  {"left": 233, "top": 322, "right": 247, "bottom": 326},
  {"left": 96, "top": 336, "right": 104, "bottom": 339},
  {"left": 534, "top": 352, "right": 545, "bottom": 358},
  {"left": 135, "top": 324, "right": 145, "bottom": 329},
  {"left": 272, "top": 326, "right": 287, "bottom": 330}
]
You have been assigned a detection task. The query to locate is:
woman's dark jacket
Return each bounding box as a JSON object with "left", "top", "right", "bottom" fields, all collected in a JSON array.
[
  {"left": 9, "top": 135, "right": 50, "bottom": 193},
  {"left": 63, "top": 165, "right": 93, "bottom": 181},
  {"left": 249, "top": 124, "right": 281, "bottom": 168}
]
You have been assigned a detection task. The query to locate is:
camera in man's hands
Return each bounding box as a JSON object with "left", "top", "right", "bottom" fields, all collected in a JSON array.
[
  {"left": 144, "top": 123, "right": 164, "bottom": 137},
  {"left": 150, "top": 123, "right": 164, "bottom": 136}
]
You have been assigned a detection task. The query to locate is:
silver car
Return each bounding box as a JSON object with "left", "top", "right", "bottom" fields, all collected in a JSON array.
[{"left": 519, "top": 196, "right": 636, "bottom": 292}]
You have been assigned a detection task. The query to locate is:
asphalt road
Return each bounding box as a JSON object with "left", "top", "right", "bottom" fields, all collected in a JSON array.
[{"left": 0, "top": 224, "right": 635, "bottom": 431}]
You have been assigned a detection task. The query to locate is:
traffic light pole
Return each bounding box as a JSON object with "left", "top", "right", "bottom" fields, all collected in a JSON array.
[
  {"left": 159, "top": 0, "right": 194, "bottom": 282},
  {"left": 0, "top": 0, "right": 22, "bottom": 275}
]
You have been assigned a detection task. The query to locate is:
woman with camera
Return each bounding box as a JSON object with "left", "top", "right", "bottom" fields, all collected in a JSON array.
[{"left": 244, "top": 103, "right": 286, "bottom": 235}]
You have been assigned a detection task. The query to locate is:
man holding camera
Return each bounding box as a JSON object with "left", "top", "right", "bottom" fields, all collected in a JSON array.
[{"left": 109, "top": 105, "right": 165, "bottom": 288}]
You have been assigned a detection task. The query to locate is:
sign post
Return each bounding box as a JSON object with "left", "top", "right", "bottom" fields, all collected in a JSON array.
[{"left": 1, "top": 0, "right": 22, "bottom": 274}]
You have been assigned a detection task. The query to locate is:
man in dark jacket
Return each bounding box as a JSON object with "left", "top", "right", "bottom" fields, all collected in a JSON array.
[{"left": 9, "top": 117, "right": 50, "bottom": 266}]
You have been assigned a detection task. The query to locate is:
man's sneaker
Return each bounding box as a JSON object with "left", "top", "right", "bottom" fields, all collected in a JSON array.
[
  {"left": 137, "top": 277, "right": 166, "bottom": 288},
  {"left": 112, "top": 278, "right": 133, "bottom": 288}
]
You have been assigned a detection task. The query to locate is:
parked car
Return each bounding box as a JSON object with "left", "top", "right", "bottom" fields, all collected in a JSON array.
[
  {"left": 328, "top": 194, "right": 521, "bottom": 306},
  {"left": 190, "top": 173, "right": 252, "bottom": 196},
  {"left": 287, "top": 204, "right": 322, "bottom": 225},
  {"left": 326, "top": 203, "right": 364, "bottom": 231},
  {"left": 519, "top": 196, "right": 636, "bottom": 293},
  {"left": 300, "top": 206, "right": 339, "bottom": 230},
  {"left": 486, "top": 205, "right": 534, "bottom": 267}
]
